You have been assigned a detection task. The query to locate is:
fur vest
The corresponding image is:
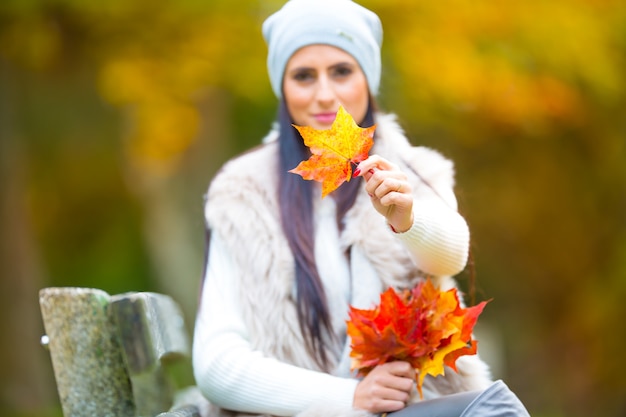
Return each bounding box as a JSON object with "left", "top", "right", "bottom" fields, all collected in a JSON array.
[{"left": 201, "top": 113, "right": 492, "bottom": 417}]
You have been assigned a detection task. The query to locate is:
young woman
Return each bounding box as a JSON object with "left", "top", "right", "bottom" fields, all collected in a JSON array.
[{"left": 192, "top": 1, "right": 528, "bottom": 416}]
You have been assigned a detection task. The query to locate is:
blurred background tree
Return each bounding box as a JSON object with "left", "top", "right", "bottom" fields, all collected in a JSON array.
[{"left": 0, "top": 0, "right": 624, "bottom": 416}]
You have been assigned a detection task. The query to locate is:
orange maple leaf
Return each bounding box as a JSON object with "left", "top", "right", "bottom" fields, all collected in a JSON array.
[
  {"left": 289, "top": 106, "right": 376, "bottom": 198},
  {"left": 347, "top": 279, "right": 489, "bottom": 398}
]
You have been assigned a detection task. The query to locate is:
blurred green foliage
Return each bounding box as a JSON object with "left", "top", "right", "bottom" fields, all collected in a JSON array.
[{"left": 0, "top": 0, "right": 625, "bottom": 416}]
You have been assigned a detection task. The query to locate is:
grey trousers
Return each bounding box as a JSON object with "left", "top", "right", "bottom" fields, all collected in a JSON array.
[{"left": 388, "top": 380, "right": 530, "bottom": 417}]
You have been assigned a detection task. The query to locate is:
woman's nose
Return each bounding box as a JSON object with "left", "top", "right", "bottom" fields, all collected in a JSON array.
[{"left": 315, "top": 77, "right": 336, "bottom": 104}]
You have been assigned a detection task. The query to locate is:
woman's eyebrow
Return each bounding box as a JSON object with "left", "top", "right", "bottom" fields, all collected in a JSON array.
[
  {"left": 287, "top": 66, "right": 315, "bottom": 74},
  {"left": 330, "top": 61, "right": 354, "bottom": 67}
]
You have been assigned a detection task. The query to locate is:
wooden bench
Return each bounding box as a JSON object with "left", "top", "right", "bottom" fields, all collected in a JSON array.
[{"left": 39, "top": 287, "right": 206, "bottom": 417}]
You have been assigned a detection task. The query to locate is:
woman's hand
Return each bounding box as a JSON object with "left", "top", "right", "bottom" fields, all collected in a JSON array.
[
  {"left": 354, "top": 155, "right": 414, "bottom": 233},
  {"left": 353, "top": 361, "right": 416, "bottom": 414}
]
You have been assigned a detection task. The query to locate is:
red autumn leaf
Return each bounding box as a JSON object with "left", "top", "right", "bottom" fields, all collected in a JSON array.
[
  {"left": 347, "top": 279, "right": 489, "bottom": 398},
  {"left": 289, "top": 106, "right": 376, "bottom": 198}
]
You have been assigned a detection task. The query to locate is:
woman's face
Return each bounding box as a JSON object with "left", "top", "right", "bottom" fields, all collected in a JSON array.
[{"left": 283, "top": 44, "right": 369, "bottom": 130}]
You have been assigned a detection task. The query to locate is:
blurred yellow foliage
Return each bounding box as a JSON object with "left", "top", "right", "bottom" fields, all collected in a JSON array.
[
  {"left": 0, "top": 15, "right": 62, "bottom": 71},
  {"left": 125, "top": 99, "right": 200, "bottom": 176},
  {"left": 371, "top": 0, "right": 623, "bottom": 137},
  {"left": 93, "top": 8, "right": 269, "bottom": 177}
]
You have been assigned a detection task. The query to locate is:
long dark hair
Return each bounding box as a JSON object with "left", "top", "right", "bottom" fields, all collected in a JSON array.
[{"left": 278, "top": 98, "right": 376, "bottom": 370}]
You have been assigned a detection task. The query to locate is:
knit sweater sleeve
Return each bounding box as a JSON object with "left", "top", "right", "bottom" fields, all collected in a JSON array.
[
  {"left": 192, "top": 232, "right": 358, "bottom": 416},
  {"left": 393, "top": 200, "right": 470, "bottom": 277},
  {"left": 386, "top": 142, "right": 470, "bottom": 277}
]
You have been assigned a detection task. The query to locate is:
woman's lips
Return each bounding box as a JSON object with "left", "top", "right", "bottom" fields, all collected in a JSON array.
[{"left": 313, "top": 112, "right": 337, "bottom": 125}]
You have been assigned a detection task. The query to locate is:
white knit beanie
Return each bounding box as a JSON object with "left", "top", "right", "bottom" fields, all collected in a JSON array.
[{"left": 262, "top": 0, "right": 383, "bottom": 98}]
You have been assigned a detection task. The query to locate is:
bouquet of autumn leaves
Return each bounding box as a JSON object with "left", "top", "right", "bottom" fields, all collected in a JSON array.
[
  {"left": 289, "top": 106, "right": 488, "bottom": 398},
  {"left": 347, "top": 280, "right": 488, "bottom": 398}
]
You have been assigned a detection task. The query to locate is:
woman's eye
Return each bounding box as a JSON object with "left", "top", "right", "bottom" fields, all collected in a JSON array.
[
  {"left": 332, "top": 66, "right": 353, "bottom": 77},
  {"left": 292, "top": 71, "right": 315, "bottom": 82}
]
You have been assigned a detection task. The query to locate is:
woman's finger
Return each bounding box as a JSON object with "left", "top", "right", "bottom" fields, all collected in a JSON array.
[
  {"left": 380, "top": 361, "right": 416, "bottom": 380},
  {"left": 353, "top": 362, "right": 415, "bottom": 413},
  {"left": 356, "top": 155, "right": 397, "bottom": 175}
]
